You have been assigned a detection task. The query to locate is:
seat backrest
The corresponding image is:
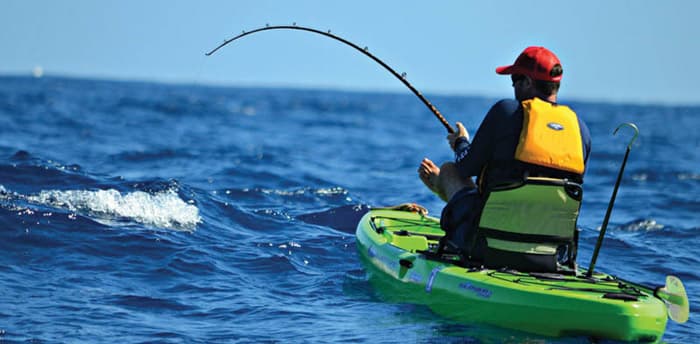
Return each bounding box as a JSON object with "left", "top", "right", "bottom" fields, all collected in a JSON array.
[{"left": 477, "top": 177, "right": 582, "bottom": 272}]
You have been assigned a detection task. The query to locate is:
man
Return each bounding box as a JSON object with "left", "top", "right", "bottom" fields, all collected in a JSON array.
[{"left": 418, "top": 46, "right": 591, "bottom": 261}]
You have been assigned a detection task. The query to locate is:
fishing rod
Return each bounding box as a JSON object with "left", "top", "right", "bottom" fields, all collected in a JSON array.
[{"left": 206, "top": 24, "right": 455, "bottom": 133}]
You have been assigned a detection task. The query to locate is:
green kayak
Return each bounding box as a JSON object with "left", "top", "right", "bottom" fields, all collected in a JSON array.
[{"left": 355, "top": 208, "right": 675, "bottom": 341}]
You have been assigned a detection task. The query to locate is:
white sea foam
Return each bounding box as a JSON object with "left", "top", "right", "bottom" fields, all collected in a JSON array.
[
  {"left": 254, "top": 187, "right": 348, "bottom": 196},
  {"left": 623, "top": 219, "right": 664, "bottom": 232},
  {"left": 27, "top": 188, "right": 201, "bottom": 231}
]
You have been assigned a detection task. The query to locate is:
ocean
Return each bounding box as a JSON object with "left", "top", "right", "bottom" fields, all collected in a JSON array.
[{"left": 0, "top": 75, "right": 697, "bottom": 343}]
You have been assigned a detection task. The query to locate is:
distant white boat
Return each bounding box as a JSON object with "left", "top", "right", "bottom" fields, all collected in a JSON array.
[{"left": 32, "top": 66, "right": 44, "bottom": 78}]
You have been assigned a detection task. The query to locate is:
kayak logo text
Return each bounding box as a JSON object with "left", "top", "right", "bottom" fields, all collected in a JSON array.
[{"left": 459, "top": 282, "right": 492, "bottom": 298}]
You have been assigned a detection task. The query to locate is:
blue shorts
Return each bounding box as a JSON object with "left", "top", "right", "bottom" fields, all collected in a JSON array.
[{"left": 440, "top": 187, "right": 486, "bottom": 259}]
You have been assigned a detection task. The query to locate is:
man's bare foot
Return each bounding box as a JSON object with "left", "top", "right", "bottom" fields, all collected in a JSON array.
[
  {"left": 418, "top": 158, "right": 442, "bottom": 196},
  {"left": 378, "top": 203, "right": 428, "bottom": 216}
]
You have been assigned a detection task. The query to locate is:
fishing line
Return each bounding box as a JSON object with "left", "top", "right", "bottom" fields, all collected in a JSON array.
[{"left": 206, "top": 24, "right": 455, "bottom": 133}]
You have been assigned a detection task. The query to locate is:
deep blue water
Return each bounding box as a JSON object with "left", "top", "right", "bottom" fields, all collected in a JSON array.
[{"left": 0, "top": 75, "right": 697, "bottom": 343}]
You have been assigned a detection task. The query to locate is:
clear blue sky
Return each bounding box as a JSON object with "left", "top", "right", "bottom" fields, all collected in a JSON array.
[{"left": 2, "top": 0, "right": 699, "bottom": 105}]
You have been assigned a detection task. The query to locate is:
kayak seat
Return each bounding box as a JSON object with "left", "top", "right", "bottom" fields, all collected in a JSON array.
[{"left": 476, "top": 177, "right": 582, "bottom": 272}]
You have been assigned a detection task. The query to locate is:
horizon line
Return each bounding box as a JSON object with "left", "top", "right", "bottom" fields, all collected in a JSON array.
[{"left": 2, "top": 71, "right": 698, "bottom": 109}]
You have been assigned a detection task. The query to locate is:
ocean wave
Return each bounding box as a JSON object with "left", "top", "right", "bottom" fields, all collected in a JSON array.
[
  {"left": 25, "top": 188, "right": 201, "bottom": 231},
  {"left": 677, "top": 173, "right": 700, "bottom": 181},
  {"left": 239, "top": 186, "right": 349, "bottom": 197},
  {"left": 619, "top": 219, "right": 665, "bottom": 231},
  {"left": 2, "top": 76, "right": 698, "bottom": 342}
]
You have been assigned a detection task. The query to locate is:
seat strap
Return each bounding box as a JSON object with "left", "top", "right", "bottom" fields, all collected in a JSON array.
[{"left": 481, "top": 227, "right": 573, "bottom": 244}]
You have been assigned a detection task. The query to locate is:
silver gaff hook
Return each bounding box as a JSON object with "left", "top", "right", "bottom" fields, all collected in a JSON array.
[
  {"left": 614, "top": 122, "right": 639, "bottom": 150},
  {"left": 587, "top": 122, "right": 639, "bottom": 278}
]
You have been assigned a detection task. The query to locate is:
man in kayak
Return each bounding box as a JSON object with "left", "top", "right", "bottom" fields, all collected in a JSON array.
[{"left": 418, "top": 46, "right": 591, "bottom": 263}]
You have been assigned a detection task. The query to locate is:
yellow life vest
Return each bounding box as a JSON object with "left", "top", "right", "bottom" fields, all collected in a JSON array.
[{"left": 515, "top": 98, "right": 585, "bottom": 174}]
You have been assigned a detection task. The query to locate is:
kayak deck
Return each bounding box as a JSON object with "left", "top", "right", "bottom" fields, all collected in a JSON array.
[{"left": 355, "top": 209, "right": 668, "bottom": 341}]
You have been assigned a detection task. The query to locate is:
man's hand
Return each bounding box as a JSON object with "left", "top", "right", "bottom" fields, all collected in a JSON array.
[{"left": 448, "top": 122, "right": 469, "bottom": 151}]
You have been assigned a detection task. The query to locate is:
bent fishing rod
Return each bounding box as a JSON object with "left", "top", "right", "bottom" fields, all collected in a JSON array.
[{"left": 206, "top": 24, "right": 455, "bottom": 133}]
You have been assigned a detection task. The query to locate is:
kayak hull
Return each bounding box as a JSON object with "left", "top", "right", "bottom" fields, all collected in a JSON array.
[{"left": 355, "top": 209, "right": 668, "bottom": 341}]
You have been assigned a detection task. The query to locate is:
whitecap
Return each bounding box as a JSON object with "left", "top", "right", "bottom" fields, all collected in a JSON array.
[
  {"left": 255, "top": 186, "right": 348, "bottom": 197},
  {"left": 621, "top": 219, "right": 664, "bottom": 232},
  {"left": 678, "top": 173, "right": 700, "bottom": 181},
  {"left": 27, "top": 188, "right": 201, "bottom": 231}
]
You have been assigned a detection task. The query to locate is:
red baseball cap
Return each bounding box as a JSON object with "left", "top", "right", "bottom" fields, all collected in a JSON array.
[{"left": 496, "top": 46, "right": 563, "bottom": 82}]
